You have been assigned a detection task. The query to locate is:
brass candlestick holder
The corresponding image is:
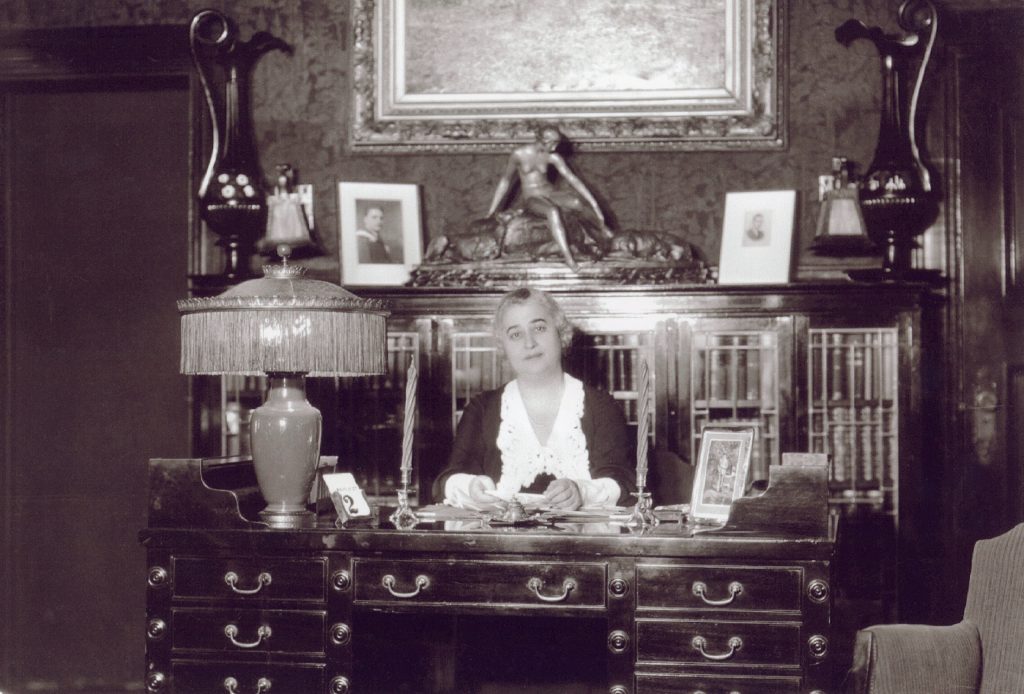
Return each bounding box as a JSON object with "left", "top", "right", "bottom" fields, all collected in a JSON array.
[
  {"left": 624, "top": 487, "right": 658, "bottom": 530},
  {"left": 389, "top": 482, "right": 419, "bottom": 530}
]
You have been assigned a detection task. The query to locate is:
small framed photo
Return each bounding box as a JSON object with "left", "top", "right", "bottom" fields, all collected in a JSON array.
[
  {"left": 718, "top": 190, "right": 796, "bottom": 284},
  {"left": 690, "top": 425, "right": 755, "bottom": 523},
  {"left": 338, "top": 182, "right": 423, "bottom": 285}
]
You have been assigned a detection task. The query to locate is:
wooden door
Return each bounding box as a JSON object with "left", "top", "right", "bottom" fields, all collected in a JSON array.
[
  {"left": 0, "top": 28, "right": 192, "bottom": 691},
  {"left": 939, "top": 8, "right": 1024, "bottom": 624}
]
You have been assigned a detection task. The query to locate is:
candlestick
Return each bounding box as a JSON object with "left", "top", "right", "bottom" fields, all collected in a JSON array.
[
  {"left": 400, "top": 361, "right": 417, "bottom": 486},
  {"left": 636, "top": 357, "right": 650, "bottom": 489}
]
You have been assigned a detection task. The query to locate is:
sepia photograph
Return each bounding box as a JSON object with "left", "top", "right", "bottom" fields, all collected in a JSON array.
[
  {"left": 338, "top": 182, "right": 423, "bottom": 285},
  {"left": 690, "top": 426, "right": 754, "bottom": 522},
  {"left": 2, "top": 1, "right": 1018, "bottom": 692},
  {"left": 717, "top": 190, "right": 796, "bottom": 284}
]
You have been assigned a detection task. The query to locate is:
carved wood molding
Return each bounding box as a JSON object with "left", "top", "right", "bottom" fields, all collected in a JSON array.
[{"left": 0, "top": 25, "right": 191, "bottom": 82}]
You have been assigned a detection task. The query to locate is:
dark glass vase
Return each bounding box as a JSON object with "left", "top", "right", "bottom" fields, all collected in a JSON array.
[
  {"left": 189, "top": 10, "right": 290, "bottom": 282},
  {"left": 836, "top": 0, "right": 939, "bottom": 281}
]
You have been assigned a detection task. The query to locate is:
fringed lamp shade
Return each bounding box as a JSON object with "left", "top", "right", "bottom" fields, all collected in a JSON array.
[
  {"left": 178, "top": 254, "right": 389, "bottom": 527},
  {"left": 178, "top": 262, "right": 388, "bottom": 377}
]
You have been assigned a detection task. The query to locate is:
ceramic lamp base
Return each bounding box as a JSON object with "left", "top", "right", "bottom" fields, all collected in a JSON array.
[
  {"left": 259, "top": 507, "right": 316, "bottom": 528},
  {"left": 250, "top": 373, "right": 322, "bottom": 528}
]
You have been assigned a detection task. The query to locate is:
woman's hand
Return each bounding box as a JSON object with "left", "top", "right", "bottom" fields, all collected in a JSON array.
[
  {"left": 467, "top": 475, "right": 503, "bottom": 510},
  {"left": 543, "top": 478, "right": 583, "bottom": 510}
]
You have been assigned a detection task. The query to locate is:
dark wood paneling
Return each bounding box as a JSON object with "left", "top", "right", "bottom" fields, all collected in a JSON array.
[
  {"left": 3, "top": 85, "right": 190, "bottom": 691},
  {"left": 938, "top": 7, "right": 1024, "bottom": 625},
  {"left": 0, "top": 26, "right": 194, "bottom": 692}
]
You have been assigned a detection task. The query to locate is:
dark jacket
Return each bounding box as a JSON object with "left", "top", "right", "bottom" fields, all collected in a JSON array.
[{"left": 432, "top": 382, "right": 636, "bottom": 505}]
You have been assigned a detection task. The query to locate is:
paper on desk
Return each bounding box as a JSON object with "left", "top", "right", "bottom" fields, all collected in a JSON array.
[
  {"left": 415, "top": 504, "right": 484, "bottom": 520},
  {"left": 481, "top": 490, "right": 546, "bottom": 505}
]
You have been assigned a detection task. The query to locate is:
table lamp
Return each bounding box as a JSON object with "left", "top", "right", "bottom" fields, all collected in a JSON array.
[{"left": 178, "top": 246, "right": 389, "bottom": 527}]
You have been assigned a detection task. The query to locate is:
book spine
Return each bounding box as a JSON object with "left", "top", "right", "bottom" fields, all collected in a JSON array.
[
  {"left": 736, "top": 337, "right": 748, "bottom": 402},
  {"left": 694, "top": 339, "right": 707, "bottom": 402}
]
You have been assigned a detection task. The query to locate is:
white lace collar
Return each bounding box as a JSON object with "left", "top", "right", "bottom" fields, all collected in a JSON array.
[{"left": 495, "top": 374, "right": 590, "bottom": 494}]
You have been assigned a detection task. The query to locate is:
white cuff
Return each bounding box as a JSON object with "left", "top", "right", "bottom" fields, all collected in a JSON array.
[
  {"left": 443, "top": 473, "right": 480, "bottom": 508},
  {"left": 572, "top": 477, "right": 621, "bottom": 508}
]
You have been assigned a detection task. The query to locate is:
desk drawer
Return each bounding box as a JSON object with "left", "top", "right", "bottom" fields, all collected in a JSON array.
[
  {"left": 636, "top": 564, "right": 801, "bottom": 612},
  {"left": 171, "top": 607, "right": 326, "bottom": 656},
  {"left": 354, "top": 559, "right": 606, "bottom": 609},
  {"left": 635, "top": 672, "right": 801, "bottom": 694},
  {"left": 171, "top": 660, "right": 326, "bottom": 694},
  {"left": 172, "top": 556, "right": 327, "bottom": 602},
  {"left": 636, "top": 618, "right": 801, "bottom": 666}
]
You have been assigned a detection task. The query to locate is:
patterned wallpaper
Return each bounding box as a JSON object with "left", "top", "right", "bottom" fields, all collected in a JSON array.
[{"left": 0, "top": 0, "right": 908, "bottom": 279}]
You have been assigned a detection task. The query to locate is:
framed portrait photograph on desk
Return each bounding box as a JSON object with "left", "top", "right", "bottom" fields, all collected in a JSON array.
[
  {"left": 339, "top": 182, "right": 423, "bottom": 285},
  {"left": 690, "top": 425, "right": 754, "bottom": 522}
]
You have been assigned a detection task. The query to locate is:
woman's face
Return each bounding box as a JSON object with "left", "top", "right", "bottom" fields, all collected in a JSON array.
[{"left": 498, "top": 297, "right": 563, "bottom": 379}]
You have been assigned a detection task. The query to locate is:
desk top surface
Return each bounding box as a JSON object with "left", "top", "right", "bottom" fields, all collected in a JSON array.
[
  {"left": 144, "top": 457, "right": 834, "bottom": 559},
  {"left": 141, "top": 512, "right": 833, "bottom": 560}
]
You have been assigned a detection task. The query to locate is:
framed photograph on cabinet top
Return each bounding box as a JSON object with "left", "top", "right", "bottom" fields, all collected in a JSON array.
[
  {"left": 338, "top": 182, "right": 422, "bottom": 286},
  {"left": 690, "top": 425, "right": 754, "bottom": 522},
  {"left": 349, "top": 0, "right": 785, "bottom": 152},
  {"left": 717, "top": 190, "right": 796, "bottom": 284}
]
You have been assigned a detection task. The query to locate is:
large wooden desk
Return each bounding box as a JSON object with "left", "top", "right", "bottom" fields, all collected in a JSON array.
[{"left": 140, "top": 460, "right": 834, "bottom": 694}]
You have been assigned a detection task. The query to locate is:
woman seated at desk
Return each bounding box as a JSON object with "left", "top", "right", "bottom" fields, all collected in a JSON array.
[{"left": 432, "top": 287, "right": 635, "bottom": 511}]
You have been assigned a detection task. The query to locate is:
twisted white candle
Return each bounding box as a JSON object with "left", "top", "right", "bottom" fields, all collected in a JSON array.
[
  {"left": 400, "top": 362, "right": 417, "bottom": 486},
  {"left": 636, "top": 357, "right": 650, "bottom": 489}
]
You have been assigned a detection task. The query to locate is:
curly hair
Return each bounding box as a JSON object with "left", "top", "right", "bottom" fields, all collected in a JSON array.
[{"left": 492, "top": 287, "right": 574, "bottom": 354}]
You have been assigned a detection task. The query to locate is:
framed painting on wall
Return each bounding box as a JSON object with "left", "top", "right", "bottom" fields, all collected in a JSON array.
[
  {"left": 338, "top": 182, "right": 422, "bottom": 286},
  {"left": 349, "top": 0, "right": 785, "bottom": 152}
]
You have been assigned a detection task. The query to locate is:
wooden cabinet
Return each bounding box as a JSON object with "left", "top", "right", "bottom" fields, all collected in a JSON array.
[
  {"left": 141, "top": 520, "right": 833, "bottom": 693},
  {"left": 144, "top": 546, "right": 347, "bottom": 694},
  {"left": 189, "top": 283, "right": 938, "bottom": 624}
]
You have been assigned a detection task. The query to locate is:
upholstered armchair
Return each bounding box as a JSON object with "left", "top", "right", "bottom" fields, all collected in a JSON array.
[{"left": 844, "top": 523, "right": 1024, "bottom": 694}]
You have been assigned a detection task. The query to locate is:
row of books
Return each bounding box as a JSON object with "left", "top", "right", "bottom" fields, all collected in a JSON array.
[
  {"left": 691, "top": 415, "right": 779, "bottom": 481},
  {"left": 811, "top": 408, "right": 898, "bottom": 486},
  {"left": 575, "top": 334, "right": 646, "bottom": 396},
  {"left": 692, "top": 333, "right": 776, "bottom": 406},
  {"left": 809, "top": 330, "right": 898, "bottom": 403}
]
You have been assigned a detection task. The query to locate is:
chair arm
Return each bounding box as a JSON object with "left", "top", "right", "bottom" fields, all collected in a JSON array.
[{"left": 844, "top": 621, "right": 981, "bottom": 694}]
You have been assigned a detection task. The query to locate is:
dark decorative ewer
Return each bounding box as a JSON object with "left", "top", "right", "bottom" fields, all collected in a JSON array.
[
  {"left": 836, "top": 0, "right": 939, "bottom": 281},
  {"left": 189, "top": 10, "right": 291, "bottom": 281}
]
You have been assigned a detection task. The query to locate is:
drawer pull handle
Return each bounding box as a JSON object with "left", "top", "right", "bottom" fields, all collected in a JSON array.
[
  {"left": 223, "top": 677, "right": 272, "bottom": 693},
  {"left": 223, "top": 679, "right": 272, "bottom": 694},
  {"left": 382, "top": 574, "right": 429, "bottom": 598},
  {"left": 224, "top": 571, "right": 272, "bottom": 595},
  {"left": 691, "top": 580, "right": 743, "bottom": 606},
  {"left": 692, "top": 691, "right": 740, "bottom": 694},
  {"left": 527, "top": 577, "right": 577, "bottom": 603},
  {"left": 224, "top": 623, "right": 271, "bottom": 649},
  {"left": 691, "top": 635, "right": 743, "bottom": 661}
]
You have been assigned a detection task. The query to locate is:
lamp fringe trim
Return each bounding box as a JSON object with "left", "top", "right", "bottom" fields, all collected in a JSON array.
[{"left": 180, "top": 309, "right": 387, "bottom": 376}]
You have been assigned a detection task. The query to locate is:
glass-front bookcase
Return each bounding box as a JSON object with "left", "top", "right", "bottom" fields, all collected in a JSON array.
[
  {"left": 188, "top": 284, "right": 936, "bottom": 623},
  {"left": 809, "top": 328, "right": 900, "bottom": 509},
  {"left": 443, "top": 315, "right": 657, "bottom": 466},
  {"left": 689, "top": 322, "right": 785, "bottom": 483}
]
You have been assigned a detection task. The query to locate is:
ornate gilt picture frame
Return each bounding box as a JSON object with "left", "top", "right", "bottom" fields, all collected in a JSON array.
[{"left": 349, "top": 0, "right": 785, "bottom": 153}]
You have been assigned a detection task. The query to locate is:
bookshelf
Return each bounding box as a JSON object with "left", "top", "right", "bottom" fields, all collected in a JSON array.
[{"left": 188, "top": 282, "right": 939, "bottom": 622}]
